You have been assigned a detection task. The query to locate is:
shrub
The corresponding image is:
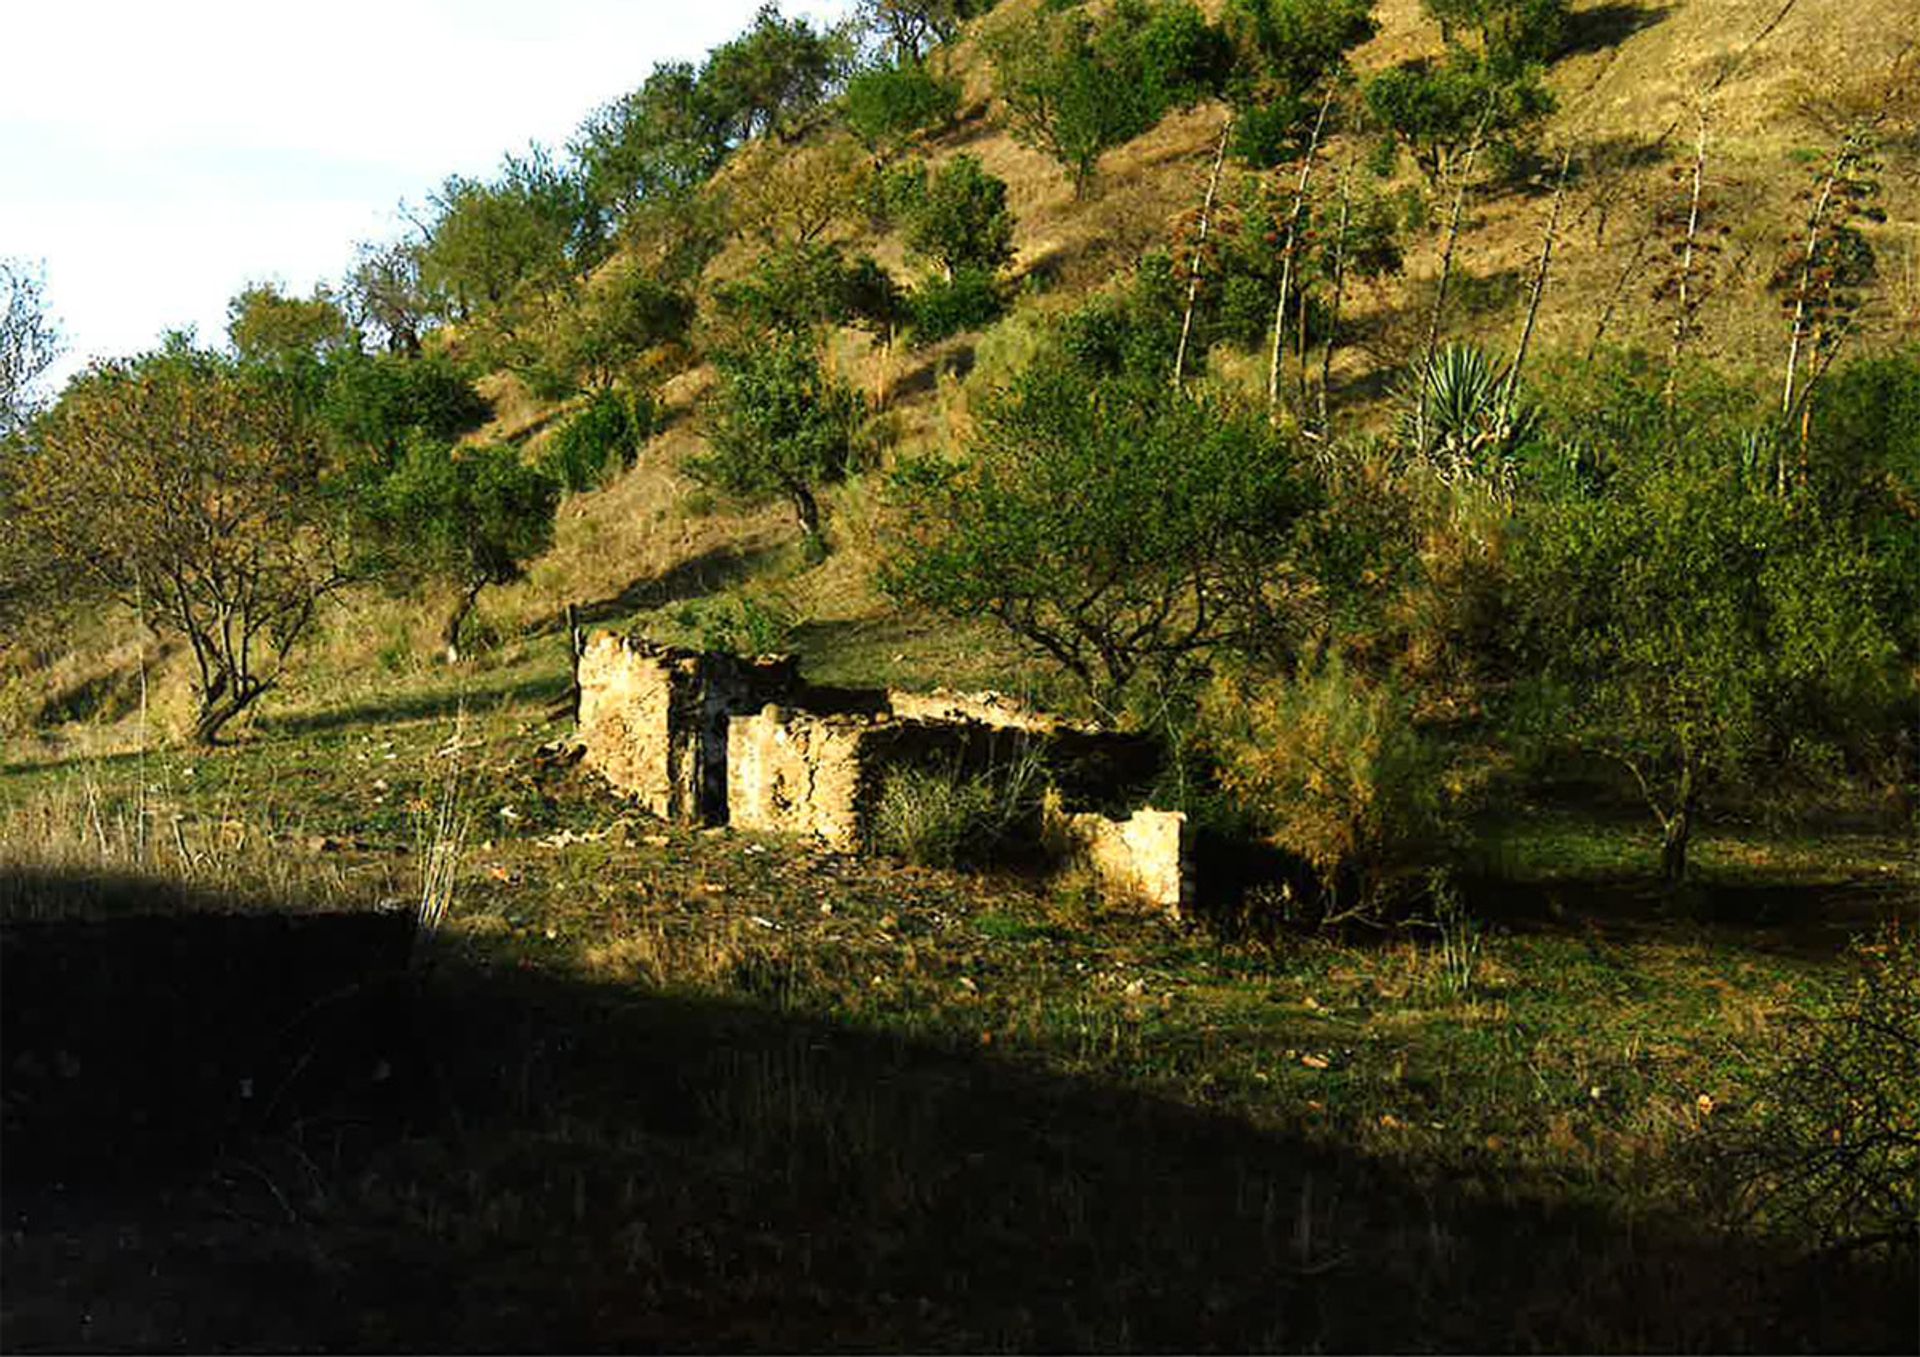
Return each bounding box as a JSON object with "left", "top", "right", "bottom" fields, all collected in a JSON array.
[
  {"left": 908, "top": 267, "right": 1007, "bottom": 343},
  {"left": 843, "top": 61, "right": 961, "bottom": 150},
  {"left": 870, "top": 746, "right": 1046, "bottom": 868},
  {"left": 901, "top": 155, "right": 1016, "bottom": 280},
  {"left": 540, "top": 389, "right": 655, "bottom": 492},
  {"left": 688, "top": 590, "right": 796, "bottom": 656},
  {"left": 695, "top": 339, "right": 865, "bottom": 543},
  {"left": 1205, "top": 657, "right": 1455, "bottom": 915},
  {"left": 1713, "top": 924, "right": 1919, "bottom": 1257}
]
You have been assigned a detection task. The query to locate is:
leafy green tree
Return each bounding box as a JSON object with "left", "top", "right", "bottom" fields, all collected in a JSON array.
[
  {"left": 1803, "top": 351, "right": 1920, "bottom": 653},
  {"left": 1111, "top": 0, "right": 1237, "bottom": 112},
  {"left": 700, "top": 3, "right": 848, "bottom": 145},
  {"left": 1365, "top": 51, "right": 1553, "bottom": 185},
  {"left": 1223, "top": 0, "right": 1375, "bottom": 102},
  {"left": 6, "top": 345, "right": 351, "bottom": 743},
  {"left": 695, "top": 339, "right": 865, "bottom": 543},
  {"left": 419, "top": 146, "right": 599, "bottom": 322},
  {"left": 539, "top": 388, "right": 655, "bottom": 492},
  {"left": 226, "top": 282, "right": 358, "bottom": 365},
  {"left": 538, "top": 263, "right": 692, "bottom": 395},
  {"left": 842, "top": 60, "right": 961, "bottom": 153},
  {"left": 711, "top": 244, "right": 902, "bottom": 341},
  {"left": 856, "top": 0, "right": 981, "bottom": 63},
  {"left": 988, "top": 1, "right": 1233, "bottom": 196},
  {"left": 361, "top": 438, "right": 560, "bottom": 661},
  {"left": 984, "top": 8, "right": 1144, "bottom": 196},
  {"left": 1423, "top": 0, "right": 1567, "bottom": 62},
  {"left": 901, "top": 154, "right": 1015, "bottom": 279},
  {"left": 319, "top": 350, "right": 492, "bottom": 466},
  {"left": 571, "top": 62, "right": 733, "bottom": 222},
  {"left": 1510, "top": 461, "right": 1903, "bottom": 881},
  {"left": 0, "top": 260, "right": 62, "bottom": 641},
  {"left": 343, "top": 235, "right": 431, "bottom": 357},
  {"left": 882, "top": 354, "right": 1322, "bottom": 713}
]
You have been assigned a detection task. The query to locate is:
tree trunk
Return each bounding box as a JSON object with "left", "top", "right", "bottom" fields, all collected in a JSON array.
[
  {"left": 790, "top": 483, "right": 823, "bottom": 545},
  {"left": 443, "top": 580, "right": 484, "bottom": 664},
  {"left": 191, "top": 675, "right": 259, "bottom": 747},
  {"left": 1660, "top": 764, "right": 1698, "bottom": 884}
]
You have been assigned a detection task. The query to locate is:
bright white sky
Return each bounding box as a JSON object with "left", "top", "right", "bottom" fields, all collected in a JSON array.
[{"left": 4, "top": 0, "right": 848, "bottom": 391}]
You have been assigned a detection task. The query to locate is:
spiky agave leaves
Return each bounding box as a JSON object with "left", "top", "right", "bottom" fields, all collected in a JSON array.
[{"left": 1398, "top": 343, "right": 1537, "bottom": 500}]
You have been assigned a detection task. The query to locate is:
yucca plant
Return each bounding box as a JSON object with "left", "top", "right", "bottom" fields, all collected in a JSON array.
[{"left": 1399, "top": 343, "right": 1537, "bottom": 499}]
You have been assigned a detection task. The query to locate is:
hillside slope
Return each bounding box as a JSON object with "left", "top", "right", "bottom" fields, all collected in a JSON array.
[{"left": 7, "top": 0, "right": 1916, "bottom": 754}]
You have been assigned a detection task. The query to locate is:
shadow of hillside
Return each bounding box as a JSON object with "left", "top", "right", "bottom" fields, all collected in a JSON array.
[
  {"left": 259, "top": 668, "right": 570, "bottom": 739},
  {"left": 1560, "top": 1, "right": 1672, "bottom": 57},
  {"left": 535, "top": 543, "right": 791, "bottom": 639},
  {"left": 3, "top": 868, "right": 1912, "bottom": 1353}
]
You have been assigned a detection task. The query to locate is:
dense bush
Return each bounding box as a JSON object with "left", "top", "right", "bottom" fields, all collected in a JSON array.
[
  {"left": 843, "top": 60, "right": 961, "bottom": 150},
  {"left": 907, "top": 267, "right": 1006, "bottom": 343},
  {"left": 1205, "top": 657, "right": 1459, "bottom": 913},
  {"left": 539, "top": 389, "right": 655, "bottom": 492}
]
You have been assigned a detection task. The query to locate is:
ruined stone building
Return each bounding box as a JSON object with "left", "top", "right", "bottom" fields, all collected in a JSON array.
[{"left": 575, "top": 633, "right": 1192, "bottom": 911}]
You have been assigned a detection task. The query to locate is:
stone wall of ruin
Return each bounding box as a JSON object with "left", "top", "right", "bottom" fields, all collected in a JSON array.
[
  {"left": 1045, "top": 804, "right": 1192, "bottom": 914},
  {"left": 580, "top": 634, "right": 1192, "bottom": 910}
]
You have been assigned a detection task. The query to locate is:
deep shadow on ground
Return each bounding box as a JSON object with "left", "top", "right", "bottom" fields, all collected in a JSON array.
[{"left": 2, "top": 869, "right": 1913, "bottom": 1353}]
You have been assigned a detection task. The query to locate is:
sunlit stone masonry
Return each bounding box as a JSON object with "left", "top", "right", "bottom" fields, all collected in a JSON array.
[{"left": 576, "top": 632, "right": 1191, "bottom": 913}]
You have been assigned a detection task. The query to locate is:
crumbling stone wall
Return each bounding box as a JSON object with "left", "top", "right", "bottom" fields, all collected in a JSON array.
[
  {"left": 577, "top": 633, "right": 793, "bottom": 823},
  {"left": 727, "top": 706, "right": 1028, "bottom": 852},
  {"left": 726, "top": 706, "right": 871, "bottom": 851},
  {"left": 580, "top": 634, "right": 1192, "bottom": 910},
  {"left": 886, "top": 688, "right": 1084, "bottom": 734},
  {"left": 1045, "top": 803, "right": 1192, "bottom": 914}
]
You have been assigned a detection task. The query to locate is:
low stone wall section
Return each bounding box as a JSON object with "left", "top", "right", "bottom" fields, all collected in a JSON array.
[
  {"left": 1045, "top": 804, "right": 1192, "bottom": 914},
  {"left": 577, "top": 633, "right": 794, "bottom": 823}
]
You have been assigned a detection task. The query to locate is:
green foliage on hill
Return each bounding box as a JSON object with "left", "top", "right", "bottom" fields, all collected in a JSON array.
[
  {"left": 883, "top": 344, "right": 1323, "bottom": 710},
  {"left": 695, "top": 338, "right": 866, "bottom": 543},
  {"left": 359, "top": 438, "right": 561, "bottom": 659}
]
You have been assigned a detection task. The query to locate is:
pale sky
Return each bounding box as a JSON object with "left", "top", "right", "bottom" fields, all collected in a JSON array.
[{"left": 4, "top": 0, "right": 848, "bottom": 392}]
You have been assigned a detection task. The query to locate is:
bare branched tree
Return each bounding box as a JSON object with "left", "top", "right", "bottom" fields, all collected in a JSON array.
[
  {"left": 9, "top": 346, "right": 353, "bottom": 743},
  {"left": 1, "top": 259, "right": 61, "bottom": 439}
]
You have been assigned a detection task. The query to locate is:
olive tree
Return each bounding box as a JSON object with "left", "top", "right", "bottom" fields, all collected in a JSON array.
[
  {"left": 6, "top": 344, "right": 352, "bottom": 743},
  {"left": 359, "top": 438, "right": 560, "bottom": 661},
  {"left": 1510, "top": 460, "right": 1902, "bottom": 881},
  {"left": 882, "top": 356, "right": 1323, "bottom": 715},
  {"left": 695, "top": 339, "right": 864, "bottom": 544}
]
